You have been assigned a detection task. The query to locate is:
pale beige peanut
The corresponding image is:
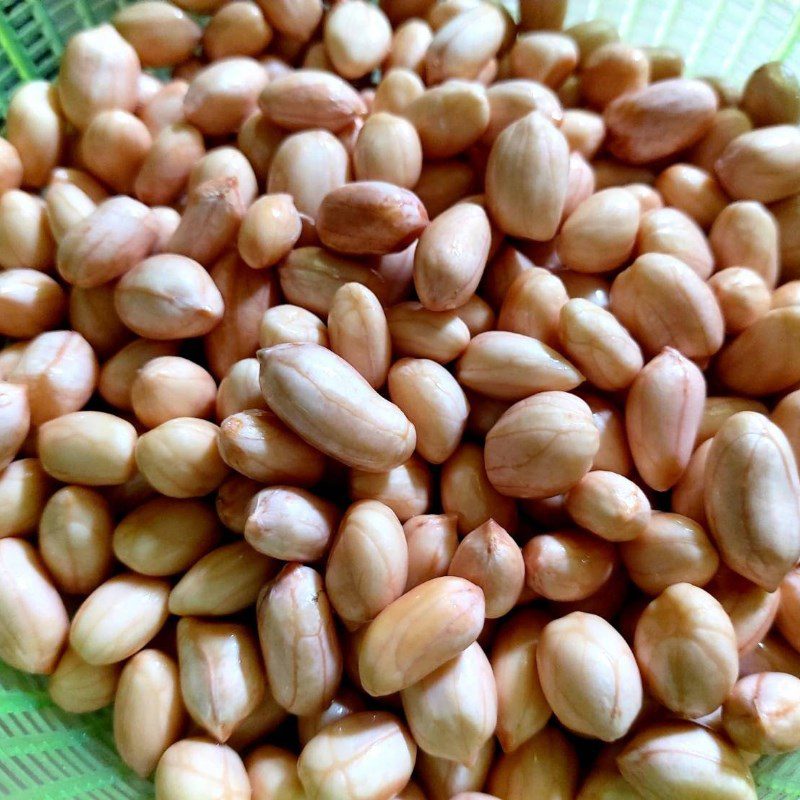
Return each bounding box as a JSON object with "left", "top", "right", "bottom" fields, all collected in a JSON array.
[
  {"left": 260, "top": 70, "right": 366, "bottom": 133},
  {"left": 558, "top": 299, "right": 643, "bottom": 391},
  {"left": 57, "top": 196, "right": 158, "bottom": 287},
  {"left": 414, "top": 159, "right": 478, "bottom": 218},
  {"left": 325, "top": 0, "right": 391, "bottom": 80},
  {"left": 581, "top": 43, "right": 649, "bottom": 109},
  {"left": 709, "top": 201, "right": 779, "bottom": 287},
  {"left": 773, "top": 389, "right": 800, "bottom": 466},
  {"left": 6, "top": 81, "right": 64, "bottom": 188},
  {"left": 488, "top": 726, "right": 579, "bottom": 800},
  {"left": 134, "top": 123, "right": 205, "bottom": 206},
  {"left": 115, "top": 254, "right": 224, "bottom": 339},
  {"left": 387, "top": 302, "right": 470, "bottom": 363},
  {"left": 537, "top": 612, "right": 641, "bottom": 741},
  {"left": 403, "top": 513, "right": 459, "bottom": 591},
  {"left": 611, "top": 253, "right": 723, "bottom": 357},
  {"left": 139, "top": 79, "right": 188, "bottom": 134},
  {"left": 654, "top": 163, "right": 727, "bottom": 229},
  {"left": 557, "top": 188, "right": 639, "bottom": 273},
  {"left": 401, "top": 642, "right": 497, "bottom": 764},
  {"left": 579, "top": 397, "right": 633, "bottom": 475},
  {"left": 135, "top": 418, "right": 229, "bottom": 498},
  {"left": 227, "top": 689, "right": 288, "bottom": 752},
  {"left": 413, "top": 201, "right": 491, "bottom": 311},
  {"left": 0, "top": 343, "right": 28, "bottom": 382},
  {"left": 604, "top": 79, "right": 717, "bottom": 164},
  {"left": 68, "top": 281, "right": 131, "bottom": 359},
  {"left": 0, "top": 538, "right": 68, "bottom": 674},
  {"left": 48, "top": 647, "right": 120, "bottom": 714},
  {"left": 717, "top": 307, "right": 800, "bottom": 395},
  {"left": 257, "top": 0, "right": 321, "bottom": 40},
  {"left": 634, "top": 583, "right": 738, "bottom": 717},
  {"left": 203, "top": 1, "right": 272, "bottom": 59},
  {"left": 238, "top": 194, "right": 301, "bottom": 270},
  {"left": 260, "top": 305, "right": 328, "bottom": 349},
  {"left": 563, "top": 152, "right": 596, "bottom": 218},
  {"left": 486, "top": 111, "right": 569, "bottom": 241},
  {"left": 417, "top": 739, "right": 495, "bottom": 800},
  {"left": 190, "top": 145, "right": 258, "bottom": 208},
  {"left": 237, "top": 112, "right": 284, "bottom": 183},
  {"left": 349, "top": 456, "right": 432, "bottom": 522},
  {"left": 565, "top": 470, "right": 650, "bottom": 542},
  {"left": 257, "top": 563, "right": 342, "bottom": 715},
  {"left": 373, "top": 68, "right": 425, "bottom": 114},
  {"left": 671, "top": 438, "right": 711, "bottom": 528},
  {"left": 69, "top": 573, "right": 169, "bottom": 665},
  {"left": 246, "top": 745, "right": 305, "bottom": 800},
  {"left": 113, "top": 498, "right": 220, "bottom": 577},
  {"left": 457, "top": 331, "right": 583, "bottom": 401},
  {"left": 38, "top": 486, "right": 113, "bottom": 595},
  {"left": 177, "top": 618, "right": 265, "bottom": 743},
  {"left": 298, "top": 688, "right": 366, "bottom": 746},
  {"left": 618, "top": 722, "right": 756, "bottom": 800},
  {"left": 99, "top": 339, "right": 179, "bottom": 411},
  {"left": 620, "top": 512, "right": 719, "bottom": 595},
  {"left": 636, "top": 206, "right": 713, "bottom": 278},
  {"left": 279, "top": 247, "right": 388, "bottom": 317},
  {"left": 0, "top": 382, "right": 29, "bottom": 471},
  {"left": 509, "top": 32, "right": 578, "bottom": 87},
  {"left": 485, "top": 391, "right": 599, "bottom": 499},
  {"left": 359, "top": 576, "right": 484, "bottom": 696},
  {"left": 426, "top": 0, "right": 481, "bottom": 30},
  {"left": 131, "top": 356, "right": 215, "bottom": 429},
  {"left": 353, "top": 113, "right": 422, "bottom": 189},
  {"left": 326, "top": 500, "right": 408, "bottom": 627},
  {"left": 57, "top": 24, "right": 140, "bottom": 129},
  {"left": 705, "top": 412, "right": 800, "bottom": 591},
  {"left": 441, "top": 442, "right": 518, "bottom": 534},
  {"left": 689, "top": 107, "right": 751, "bottom": 173},
  {"left": 387, "top": 18, "right": 432, "bottom": 73},
  {"left": 523, "top": 530, "right": 616, "bottom": 602},
  {"left": 113, "top": 1, "right": 200, "bottom": 66},
  {"left": 298, "top": 712, "right": 416, "bottom": 800},
  {"left": 44, "top": 181, "right": 96, "bottom": 242},
  {"left": 0, "top": 190, "right": 54, "bottom": 271},
  {"left": 496, "top": 266, "right": 567, "bottom": 346},
  {"left": 708, "top": 268, "right": 771, "bottom": 335},
  {"left": 388, "top": 358, "right": 468, "bottom": 465},
  {"left": 560, "top": 109, "right": 605, "bottom": 159},
  {"left": 722, "top": 673, "right": 800, "bottom": 755},
  {"left": 625, "top": 347, "right": 704, "bottom": 491},
  {"left": 405, "top": 81, "right": 490, "bottom": 159},
  {"left": 155, "top": 737, "right": 250, "bottom": 800},
  {"left": 170, "top": 542, "right": 276, "bottom": 617},
  {"left": 258, "top": 343, "right": 415, "bottom": 472},
  {"left": 455, "top": 294, "right": 495, "bottom": 337},
  {"left": 448, "top": 520, "right": 524, "bottom": 619},
  {"left": 0, "top": 138, "right": 22, "bottom": 195},
  {"left": 0, "top": 270, "right": 65, "bottom": 341},
  {"left": 38, "top": 411, "right": 136, "bottom": 487},
  {"left": 215, "top": 474, "right": 260, "bottom": 535},
  {"left": 245, "top": 486, "right": 339, "bottom": 561},
  {"left": 483, "top": 80, "right": 563, "bottom": 146},
  {"left": 772, "top": 195, "right": 800, "bottom": 280},
  {"left": 716, "top": 125, "right": 800, "bottom": 203},
  {"left": 317, "top": 182, "right": 428, "bottom": 257}
]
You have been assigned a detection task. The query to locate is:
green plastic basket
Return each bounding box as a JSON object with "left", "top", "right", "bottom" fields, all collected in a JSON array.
[{"left": 1, "top": 0, "right": 800, "bottom": 797}]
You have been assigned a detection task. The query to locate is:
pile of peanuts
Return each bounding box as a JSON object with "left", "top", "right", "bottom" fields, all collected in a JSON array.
[{"left": 2, "top": 0, "right": 800, "bottom": 797}]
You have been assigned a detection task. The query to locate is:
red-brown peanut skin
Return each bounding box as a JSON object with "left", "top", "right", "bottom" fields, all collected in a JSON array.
[
  {"left": 326, "top": 500, "right": 408, "bottom": 627},
  {"left": 705, "top": 412, "right": 800, "bottom": 591},
  {"left": 491, "top": 609, "right": 552, "bottom": 753},
  {"left": 256, "top": 564, "right": 342, "bottom": 716},
  {"left": 358, "top": 576, "right": 485, "bottom": 697},
  {"left": 537, "top": 612, "right": 642, "bottom": 742},
  {"left": 626, "top": 347, "right": 705, "bottom": 492},
  {"left": 485, "top": 391, "right": 599, "bottom": 499}
]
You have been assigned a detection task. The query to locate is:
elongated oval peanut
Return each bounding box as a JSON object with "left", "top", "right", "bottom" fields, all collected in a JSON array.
[
  {"left": 190, "top": 145, "right": 258, "bottom": 207},
  {"left": 417, "top": 740, "right": 495, "bottom": 800},
  {"left": 257, "top": 563, "right": 342, "bottom": 715},
  {"left": 634, "top": 206, "right": 714, "bottom": 278},
  {"left": 246, "top": 745, "right": 305, "bottom": 800},
  {"left": 45, "top": 182, "right": 95, "bottom": 242},
  {"left": 139, "top": 79, "right": 188, "bottom": 134},
  {"left": 537, "top": 612, "right": 641, "bottom": 741},
  {"left": 581, "top": 42, "right": 649, "bottom": 108},
  {"left": 448, "top": 520, "right": 524, "bottom": 618},
  {"left": 359, "top": 576, "right": 484, "bottom": 696},
  {"left": 387, "top": 302, "right": 471, "bottom": 363},
  {"left": 325, "top": 0, "right": 392, "bottom": 79},
  {"left": 716, "top": 125, "right": 800, "bottom": 203},
  {"left": 373, "top": 68, "right": 425, "bottom": 114},
  {"left": 496, "top": 266, "right": 567, "bottom": 346},
  {"left": 203, "top": 2, "right": 272, "bottom": 60},
  {"left": 298, "top": 712, "right": 416, "bottom": 800},
  {"left": 442, "top": 442, "right": 518, "bottom": 534},
  {"left": 0, "top": 538, "right": 68, "bottom": 674},
  {"left": 618, "top": 722, "right": 756, "bottom": 800},
  {"left": 705, "top": 412, "right": 800, "bottom": 591},
  {"left": 0, "top": 137, "right": 22, "bottom": 195},
  {"left": 671, "top": 438, "right": 711, "bottom": 528},
  {"left": 48, "top": 646, "right": 120, "bottom": 714},
  {"left": 0, "top": 382, "right": 29, "bottom": 470},
  {"left": 484, "top": 80, "right": 563, "bottom": 145},
  {"left": 620, "top": 512, "right": 718, "bottom": 595},
  {"left": 260, "top": 306, "right": 328, "bottom": 351},
  {"left": 402, "top": 642, "right": 496, "bottom": 764},
  {"left": 404, "top": 513, "right": 459, "bottom": 590},
  {"left": 70, "top": 573, "right": 170, "bottom": 665},
  {"left": 354, "top": 112, "right": 422, "bottom": 188},
  {"left": 634, "top": 583, "right": 738, "bottom": 717},
  {"left": 115, "top": 650, "right": 186, "bottom": 777},
  {"left": 349, "top": 456, "right": 432, "bottom": 522},
  {"left": 326, "top": 500, "right": 408, "bottom": 626},
  {"left": 99, "top": 338, "right": 179, "bottom": 411},
  {"left": 488, "top": 726, "right": 579, "bottom": 800},
  {"left": 135, "top": 123, "right": 205, "bottom": 206},
  {"left": 625, "top": 347, "right": 705, "bottom": 491},
  {"left": 177, "top": 618, "right": 265, "bottom": 742},
  {"left": 238, "top": 194, "right": 301, "bottom": 270},
  {"left": 114, "top": 0, "right": 201, "bottom": 66},
  {"left": 457, "top": 331, "right": 583, "bottom": 401},
  {"left": 486, "top": 391, "right": 599, "bottom": 499},
  {"left": 708, "top": 268, "right": 771, "bottom": 334},
  {"left": 39, "top": 486, "right": 114, "bottom": 595},
  {"left": 258, "top": 343, "right": 415, "bottom": 472},
  {"left": 486, "top": 111, "right": 569, "bottom": 241},
  {"left": 655, "top": 163, "right": 726, "bottom": 230},
  {"left": 258, "top": 0, "right": 321, "bottom": 41},
  {"left": 245, "top": 486, "right": 339, "bottom": 561},
  {"left": 509, "top": 31, "right": 578, "bottom": 87},
  {"left": 69, "top": 282, "right": 132, "bottom": 359}
]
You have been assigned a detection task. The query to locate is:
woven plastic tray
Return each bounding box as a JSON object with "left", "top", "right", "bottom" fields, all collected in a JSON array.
[{"left": 1, "top": 0, "right": 800, "bottom": 797}]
